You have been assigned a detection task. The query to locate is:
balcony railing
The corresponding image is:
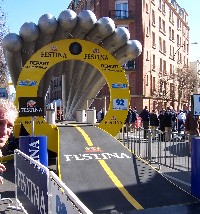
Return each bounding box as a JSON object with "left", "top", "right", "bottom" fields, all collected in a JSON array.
[
  {"left": 122, "top": 60, "right": 136, "bottom": 71},
  {"left": 109, "top": 10, "right": 135, "bottom": 20}
]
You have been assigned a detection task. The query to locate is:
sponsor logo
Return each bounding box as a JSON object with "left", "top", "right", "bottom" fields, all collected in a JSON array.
[
  {"left": 104, "top": 116, "right": 123, "bottom": 125},
  {"left": 41, "top": 51, "right": 67, "bottom": 58},
  {"left": 24, "top": 120, "right": 45, "bottom": 125},
  {"left": 64, "top": 152, "right": 131, "bottom": 161},
  {"left": 101, "top": 64, "right": 122, "bottom": 72},
  {"left": 83, "top": 54, "right": 108, "bottom": 60},
  {"left": 25, "top": 61, "right": 49, "bottom": 69},
  {"left": 18, "top": 80, "right": 37, "bottom": 86},
  {"left": 16, "top": 168, "right": 47, "bottom": 213},
  {"left": 50, "top": 45, "right": 58, "bottom": 51},
  {"left": 92, "top": 48, "right": 100, "bottom": 54},
  {"left": 112, "top": 83, "right": 128, "bottom": 89},
  {"left": 19, "top": 97, "right": 45, "bottom": 117},
  {"left": 85, "top": 147, "right": 103, "bottom": 153}
]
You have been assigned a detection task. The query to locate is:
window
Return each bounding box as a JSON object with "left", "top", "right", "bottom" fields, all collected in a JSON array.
[
  {"left": 159, "top": 17, "right": 161, "bottom": 29},
  {"left": 152, "top": 32, "right": 156, "bottom": 47},
  {"left": 159, "top": 0, "right": 162, "bottom": 10},
  {"left": 170, "top": 64, "right": 173, "bottom": 74},
  {"left": 146, "top": 51, "right": 149, "bottom": 60},
  {"left": 162, "top": 20, "right": 166, "bottom": 32},
  {"left": 159, "top": 37, "right": 162, "bottom": 51},
  {"left": 163, "top": 40, "right": 166, "bottom": 53},
  {"left": 152, "top": 77, "right": 156, "bottom": 91},
  {"left": 146, "top": 3, "right": 149, "bottom": 13},
  {"left": 152, "top": 54, "right": 155, "bottom": 69},
  {"left": 115, "top": 1, "right": 128, "bottom": 18},
  {"left": 152, "top": 10, "right": 155, "bottom": 25},
  {"left": 163, "top": 60, "right": 166, "bottom": 74},
  {"left": 160, "top": 58, "right": 162, "bottom": 73}
]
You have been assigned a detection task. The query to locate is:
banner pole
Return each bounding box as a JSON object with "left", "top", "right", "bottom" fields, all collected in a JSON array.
[{"left": 31, "top": 116, "right": 35, "bottom": 136}]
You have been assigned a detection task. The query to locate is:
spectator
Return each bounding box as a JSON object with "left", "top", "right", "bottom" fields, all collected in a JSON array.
[
  {"left": 101, "top": 108, "right": 105, "bottom": 121},
  {"left": 185, "top": 110, "right": 200, "bottom": 153},
  {"left": 163, "top": 107, "right": 173, "bottom": 141},
  {"left": 139, "top": 106, "right": 150, "bottom": 139},
  {"left": 97, "top": 109, "right": 103, "bottom": 122},
  {"left": 130, "top": 107, "right": 137, "bottom": 133},
  {"left": 170, "top": 106, "right": 177, "bottom": 132},
  {"left": 177, "top": 109, "right": 186, "bottom": 134},
  {"left": 125, "top": 106, "right": 134, "bottom": 132},
  {"left": 158, "top": 109, "right": 166, "bottom": 141},
  {"left": 0, "top": 99, "right": 18, "bottom": 184},
  {"left": 149, "top": 109, "right": 159, "bottom": 139}
]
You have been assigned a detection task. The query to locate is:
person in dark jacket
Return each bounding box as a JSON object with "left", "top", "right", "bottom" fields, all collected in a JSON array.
[
  {"left": 163, "top": 107, "right": 173, "bottom": 141},
  {"left": 139, "top": 106, "right": 150, "bottom": 139},
  {"left": 130, "top": 107, "right": 137, "bottom": 133},
  {"left": 149, "top": 109, "right": 159, "bottom": 139},
  {"left": 158, "top": 109, "right": 166, "bottom": 141}
]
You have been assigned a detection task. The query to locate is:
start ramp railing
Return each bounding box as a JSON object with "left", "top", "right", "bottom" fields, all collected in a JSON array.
[{"left": 116, "top": 127, "right": 191, "bottom": 172}]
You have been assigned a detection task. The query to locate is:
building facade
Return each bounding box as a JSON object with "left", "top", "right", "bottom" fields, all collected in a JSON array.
[{"left": 49, "top": 0, "right": 189, "bottom": 113}]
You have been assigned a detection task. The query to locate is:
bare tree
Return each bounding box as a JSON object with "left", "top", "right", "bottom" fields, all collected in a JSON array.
[
  {"left": 0, "top": 0, "right": 9, "bottom": 89},
  {"left": 176, "top": 66, "right": 198, "bottom": 109}
]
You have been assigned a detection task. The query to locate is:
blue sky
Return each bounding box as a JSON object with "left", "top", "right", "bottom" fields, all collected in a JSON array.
[
  {"left": 2, "top": 0, "right": 199, "bottom": 62},
  {"left": 3, "top": 0, "right": 71, "bottom": 33},
  {"left": 178, "top": 0, "right": 200, "bottom": 61}
]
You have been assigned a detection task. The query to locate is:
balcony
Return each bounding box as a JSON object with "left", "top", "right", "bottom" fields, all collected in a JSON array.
[
  {"left": 123, "top": 60, "right": 136, "bottom": 71},
  {"left": 109, "top": 10, "right": 135, "bottom": 20}
]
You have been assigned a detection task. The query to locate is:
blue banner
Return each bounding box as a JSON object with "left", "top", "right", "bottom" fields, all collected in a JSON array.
[{"left": 15, "top": 153, "right": 48, "bottom": 214}]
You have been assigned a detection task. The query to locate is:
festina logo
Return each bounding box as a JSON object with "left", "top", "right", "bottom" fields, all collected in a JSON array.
[
  {"left": 21, "top": 107, "right": 43, "bottom": 113},
  {"left": 83, "top": 54, "right": 108, "bottom": 60},
  {"left": 29, "top": 140, "right": 40, "bottom": 161},
  {"left": 64, "top": 152, "right": 131, "bottom": 161}
]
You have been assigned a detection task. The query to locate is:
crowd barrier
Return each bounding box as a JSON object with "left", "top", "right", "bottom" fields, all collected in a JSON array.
[
  {"left": 116, "top": 127, "right": 191, "bottom": 172},
  {"left": 10, "top": 150, "right": 93, "bottom": 214}
]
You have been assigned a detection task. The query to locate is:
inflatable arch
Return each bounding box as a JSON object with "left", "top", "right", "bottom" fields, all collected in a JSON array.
[
  {"left": 14, "top": 39, "right": 129, "bottom": 153},
  {"left": 3, "top": 9, "right": 142, "bottom": 153}
]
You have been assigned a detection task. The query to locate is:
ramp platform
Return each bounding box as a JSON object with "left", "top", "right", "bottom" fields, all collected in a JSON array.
[{"left": 58, "top": 125, "right": 199, "bottom": 213}]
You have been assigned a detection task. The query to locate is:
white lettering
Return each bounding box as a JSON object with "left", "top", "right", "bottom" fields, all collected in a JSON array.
[
  {"left": 64, "top": 152, "right": 131, "bottom": 161},
  {"left": 16, "top": 168, "right": 46, "bottom": 213}
]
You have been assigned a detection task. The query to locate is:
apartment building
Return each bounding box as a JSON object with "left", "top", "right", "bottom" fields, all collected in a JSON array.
[{"left": 50, "top": 0, "right": 189, "bottom": 113}]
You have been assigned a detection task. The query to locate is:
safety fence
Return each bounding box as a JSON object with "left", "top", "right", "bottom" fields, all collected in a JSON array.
[
  {"left": 7, "top": 150, "right": 92, "bottom": 214},
  {"left": 116, "top": 127, "right": 191, "bottom": 172}
]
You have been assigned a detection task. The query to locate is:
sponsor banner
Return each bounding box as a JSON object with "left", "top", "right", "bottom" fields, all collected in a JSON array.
[
  {"left": 18, "top": 80, "right": 37, "bottom": 86},
  {"left": 112, "top": 83, "right": 128, "bottom": 89},
  {"left": 49, "top": 171, "right": 92, "bottom": 214},
  {"left": 19, "top": 97, "right": 45, "bottom": 117},
  {"left": 192, "top": 94, "right": 200, "bottom": 116},
  {"left": 15, "top": 150, "right": 48, "bottom": 214}
]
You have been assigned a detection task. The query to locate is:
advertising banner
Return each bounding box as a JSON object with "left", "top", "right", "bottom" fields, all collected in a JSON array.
[
  {"left": 15, "top": 150, "right": 49, "bottom": 214},
  {"left": 18, "top": 97, "right": 45, "bottom": 117}
]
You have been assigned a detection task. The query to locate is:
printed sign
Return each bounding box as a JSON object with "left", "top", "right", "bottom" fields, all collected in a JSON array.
[
  {"left": 18, "top": 97, "right": 45, "bottom": 117},
  {"left": 15, "top": 152, "right": 48, "bottom": 214},
  {"left": 113, "top": 98, "right": 128, "bottom": 110},
  {"left": 192, "top": 94, "right": 200, "bottom": 116},
  {"left": 112, "top": 83, "right": 128, "bottom": 89}
]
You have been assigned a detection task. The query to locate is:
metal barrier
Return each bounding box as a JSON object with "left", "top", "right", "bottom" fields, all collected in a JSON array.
[
  {"left": 13, "top": 150, "right": 92, "bottom": 214},
  {"left": 116, "top": 127, "right": 191, "bottom": 172}
]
